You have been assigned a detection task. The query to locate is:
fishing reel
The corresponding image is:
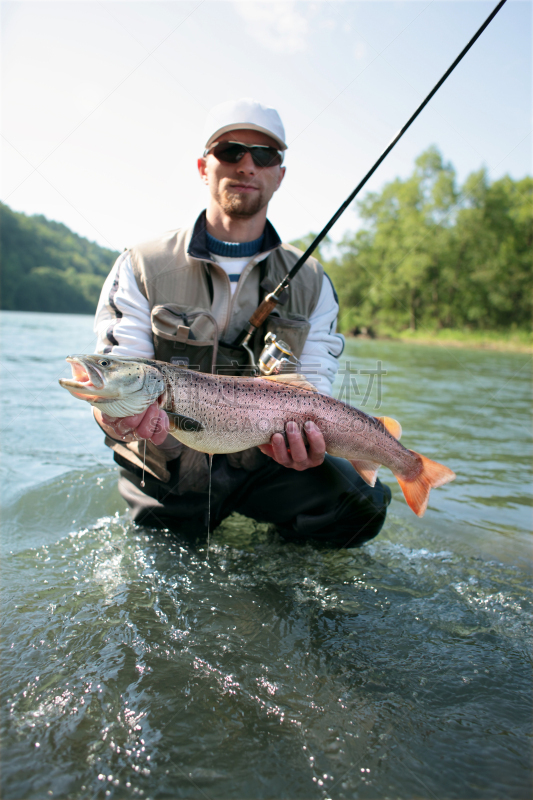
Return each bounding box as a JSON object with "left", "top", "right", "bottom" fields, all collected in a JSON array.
[{"left": 257, "top": 332, "right": 299, "bottom": 376}]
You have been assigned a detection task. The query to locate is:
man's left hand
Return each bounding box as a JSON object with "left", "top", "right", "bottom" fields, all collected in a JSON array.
[{"left": 258, "top": 420, "right": 325, "bottom": 471}]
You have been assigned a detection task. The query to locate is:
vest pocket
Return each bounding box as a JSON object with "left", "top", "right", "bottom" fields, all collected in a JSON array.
[
  {"left": 261, "top": 313, "right": 311, "bottom": 361},
  {"left": 151, "top": 305, "right": 312, "bottom": 374},
  {"left": 151, "top": 304, "right": 254, "bottom": 376},
  {"left": 151, "top": 304, "right": 219, "bottom": 372}
]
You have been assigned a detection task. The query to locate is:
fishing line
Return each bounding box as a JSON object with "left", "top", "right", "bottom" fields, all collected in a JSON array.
[
  {"left": 207, "top": 454, "right": 213, "bottom": 559},
  {"left": 141, "top": 440, "right": 146, "bottom": 488}
]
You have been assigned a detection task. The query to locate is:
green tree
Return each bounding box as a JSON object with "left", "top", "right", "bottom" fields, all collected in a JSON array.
[
  {"left": 14, "top": 268, "right": 94, "bottom": 314},
  {"left": 450, "top": 172, "right": 532, "bottom": 328},
  {"left": 0, "top": 203, "right": 119, "bottom": 313},
  {"left": 327, "top": 147, "right": 532, "bottom": 334}
]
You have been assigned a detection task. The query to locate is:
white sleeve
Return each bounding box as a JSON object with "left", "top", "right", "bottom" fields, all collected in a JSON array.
[
  {"left": 94, "top": 252, "right": 155, "bottom": 357},
  {"left": 299, "top": 275, "right": 345, "bottom": 396}
]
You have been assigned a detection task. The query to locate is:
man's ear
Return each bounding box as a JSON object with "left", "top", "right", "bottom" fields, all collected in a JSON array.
[
  {"left": 197, "top": 157, "right": 208, "bottom": 184},
  {"left": 275, "top": 166, "right": 286, "bottom": 192}
]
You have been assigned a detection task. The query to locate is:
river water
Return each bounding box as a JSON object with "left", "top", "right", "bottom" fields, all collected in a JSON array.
[{"left": 1, "top": 310, "right": 531, "bottom": 799}]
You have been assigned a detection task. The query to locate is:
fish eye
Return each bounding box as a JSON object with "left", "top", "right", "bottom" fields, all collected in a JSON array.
[{"left": 99, "top": 359, "right": 110, "bottom": 367}]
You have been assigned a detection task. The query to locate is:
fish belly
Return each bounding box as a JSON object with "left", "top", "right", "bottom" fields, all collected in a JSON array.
[{"left": 168, "top": 419, "right": 280, "bottom": 454}]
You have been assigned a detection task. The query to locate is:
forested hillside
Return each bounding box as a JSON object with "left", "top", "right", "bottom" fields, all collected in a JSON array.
[
  {"left": 321, "top": 148, "right": 532, "bottom": 335},
  {"left": 0, "top": 203, "right": 119, "bottom": 313}
]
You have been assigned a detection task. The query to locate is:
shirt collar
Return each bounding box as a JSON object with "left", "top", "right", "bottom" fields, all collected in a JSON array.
[{"left": 187, "top": 210, "right": 282, "bottom": 261}]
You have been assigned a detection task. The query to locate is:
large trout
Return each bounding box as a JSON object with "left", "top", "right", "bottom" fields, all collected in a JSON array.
[{"left": 59, "top": 355, "right": 455, "bottom": 517}]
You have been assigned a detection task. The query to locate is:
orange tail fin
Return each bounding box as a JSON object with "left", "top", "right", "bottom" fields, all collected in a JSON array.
[{"left": 396, "top": 451, "right": 456, "bottom": 517}]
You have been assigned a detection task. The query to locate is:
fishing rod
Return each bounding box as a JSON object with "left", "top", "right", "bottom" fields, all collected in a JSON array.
[{"left": 233, "top": 0, "right": 508, "bottom": 353}]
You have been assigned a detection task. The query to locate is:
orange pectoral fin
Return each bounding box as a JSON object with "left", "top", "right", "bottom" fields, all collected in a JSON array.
[
  {"left": 349, "top": 459, "right": 381, "bottom": 487},
  {"left": 396, "top": 451, "right": 456, "bottom": 517}
]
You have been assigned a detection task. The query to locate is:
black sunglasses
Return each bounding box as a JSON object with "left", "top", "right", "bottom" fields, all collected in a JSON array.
[{"left": 205, "top": 141, "right": 284, "bottom": 168}]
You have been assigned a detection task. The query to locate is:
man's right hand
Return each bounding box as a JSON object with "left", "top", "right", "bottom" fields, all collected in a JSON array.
[{"left": 94, "top": 404, "right": 169, "bottom": 446}]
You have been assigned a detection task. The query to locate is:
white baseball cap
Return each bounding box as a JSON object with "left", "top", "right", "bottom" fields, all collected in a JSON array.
[{"left": 203, "top": 98, "right": 287, "bottom": 152}]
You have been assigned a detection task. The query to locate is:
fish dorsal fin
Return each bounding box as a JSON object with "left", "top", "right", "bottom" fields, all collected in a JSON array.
[
  {"left": 376, "top": 416, "right": 402, "bottom": 440},
  {"left": 262, "top": 374, "right": 319, "bottom": 392}
]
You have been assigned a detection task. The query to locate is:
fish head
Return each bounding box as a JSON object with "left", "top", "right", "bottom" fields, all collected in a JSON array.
[{"left": 59, "top": 355, "right": 167, "bottom": 417}]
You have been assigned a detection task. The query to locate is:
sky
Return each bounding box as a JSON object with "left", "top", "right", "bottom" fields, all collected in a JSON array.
[{"left": 1, "top": 0, "right": 531, "bottom": 254}]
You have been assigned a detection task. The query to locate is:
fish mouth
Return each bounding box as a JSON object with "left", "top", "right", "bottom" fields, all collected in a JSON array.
[{"left": 59, "top": 357, "right": 106, "bottom": 397}]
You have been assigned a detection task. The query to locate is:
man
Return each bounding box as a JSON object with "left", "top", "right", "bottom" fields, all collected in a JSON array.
[{"left": 94, "top": 98, "right": 391, "bottom": 546}]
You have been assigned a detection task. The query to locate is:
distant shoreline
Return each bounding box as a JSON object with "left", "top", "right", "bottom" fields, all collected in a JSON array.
[{"left": 347, "top": 331, "right": 532, "bottom": 354}]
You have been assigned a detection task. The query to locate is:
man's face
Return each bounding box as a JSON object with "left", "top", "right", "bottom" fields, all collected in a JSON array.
[{"left": 198, "top": 129, "right": 286, "bottom": 219}]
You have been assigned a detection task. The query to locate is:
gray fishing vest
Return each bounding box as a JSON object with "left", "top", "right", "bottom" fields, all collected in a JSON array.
[{"left": 106, "top": 211, "right": 324, "bottom": 488}]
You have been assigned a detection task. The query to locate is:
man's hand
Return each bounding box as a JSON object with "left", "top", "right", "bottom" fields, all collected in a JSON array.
[
  {"left": 258, "top": 420, "right": 326, "bottom": 471},
  {"left": 94, "top": 404, "right": 169, "bottom": 446}
]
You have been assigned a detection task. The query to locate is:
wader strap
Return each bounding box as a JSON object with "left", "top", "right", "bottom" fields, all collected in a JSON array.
[
  {"left": 204, "top": 264, "right": 214, "bottom": 304},
  {"left": 259, "top": 259, "right": 268, "bottom": 303}
]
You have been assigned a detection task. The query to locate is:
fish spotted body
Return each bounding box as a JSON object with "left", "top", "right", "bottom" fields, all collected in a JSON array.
[{"left": 60, "top": 355, "right": 455, "bottom": 517}]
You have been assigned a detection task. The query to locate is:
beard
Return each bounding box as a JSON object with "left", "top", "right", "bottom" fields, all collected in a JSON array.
[{"left": 215, "top": 185, "right": 267, "bottom": 218}]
